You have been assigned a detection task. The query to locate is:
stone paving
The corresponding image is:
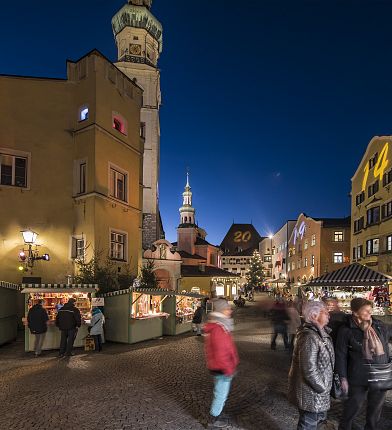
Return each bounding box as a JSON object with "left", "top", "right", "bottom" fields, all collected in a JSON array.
[{"left": 0, "top": 299, "right": 391, "bottom": 430}]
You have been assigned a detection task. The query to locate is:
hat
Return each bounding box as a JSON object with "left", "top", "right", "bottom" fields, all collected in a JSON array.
[
  {"left": 212, "top": 298, "right": 231, "bottom": 313},
  {"left": 351, "top": 297, "right": 372, "bottom": 313}
]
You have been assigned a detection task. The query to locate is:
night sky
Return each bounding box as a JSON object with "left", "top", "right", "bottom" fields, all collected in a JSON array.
[{"left": 2, "top": 0, "right": 392, "bottom": 245}]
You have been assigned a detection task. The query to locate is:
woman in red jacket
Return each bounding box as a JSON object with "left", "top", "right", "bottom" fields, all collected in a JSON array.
[{"left": 204, "top": 298, "right": 239, "bottom": 428}]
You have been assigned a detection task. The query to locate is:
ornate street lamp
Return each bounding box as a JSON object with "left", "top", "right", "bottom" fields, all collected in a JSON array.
[
  {"left": 18, "top": 229, "right": 50, "bottom": 271},
  {"left": 21, "top": 230, "right": 38, "bottom": 245}
]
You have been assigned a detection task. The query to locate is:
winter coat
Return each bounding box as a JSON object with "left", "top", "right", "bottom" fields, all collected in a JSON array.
[
  {"left": 270, "top": 303, "right": 290, "bottom": 328},
  {"left": 89, "top": 311, "right": 105, "bottom": 336},
  {"left": 335, "top": 317, "right": 391, "bottom": 386},
  {"left": 204, "top": 321, "right": 239, "bottom": 376},
  {"left": 288, "top": 323, "right": 334, "bottom": 413},
  {"left": 192, "top": 307, "right": 204, "bottom": 324},
  {"left": 56, "top": 302, "right": 81, "bottom": 330},
  {"left": 27, "top": 304, "right": 49, "bottom": 334},
  {"left": 327, "top": 311, "right": 347, "bottom": 347}
]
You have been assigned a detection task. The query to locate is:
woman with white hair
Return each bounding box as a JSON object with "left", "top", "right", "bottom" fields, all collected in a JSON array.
[{"left": 288, "top": 301, "right": 334, "bottom": 429}]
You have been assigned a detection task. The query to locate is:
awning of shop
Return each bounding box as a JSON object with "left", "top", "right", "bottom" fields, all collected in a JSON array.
[
  {"left": 0, "top": 281, "right": 21, "bottom": 291},
  {"left": 21, "top": 283, "right": 98, "bottom": 293},
  {"left": 305, "top": 263, "right": 392, "bottom": 287}
]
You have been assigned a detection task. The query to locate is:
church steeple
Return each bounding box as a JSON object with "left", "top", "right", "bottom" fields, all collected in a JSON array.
[{"left": 179, "top": 173, "right": 195, "bottom": 226}]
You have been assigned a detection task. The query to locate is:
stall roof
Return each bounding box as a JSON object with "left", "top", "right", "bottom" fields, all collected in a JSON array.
[
  {"left": 21, "top": 283, "right": 98, "bottom": 293},
  {"left": 0, "top": 281, "right": 21, "bottom": 291},
  {"left": 305, "top": 263, "right": 392, "bottom": 287},
  {"left": 101, "top": 288, "right": 207, "bottom": 299}
]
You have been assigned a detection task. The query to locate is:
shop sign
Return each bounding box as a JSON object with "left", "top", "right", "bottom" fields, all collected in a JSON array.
[{"left": 92, "top": 298, "right": 104, "bottom": 307}]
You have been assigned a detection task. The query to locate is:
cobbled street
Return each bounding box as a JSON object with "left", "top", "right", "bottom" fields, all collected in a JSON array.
[{"left": 0, "top": 299, "right": 391, "bottom": 430}]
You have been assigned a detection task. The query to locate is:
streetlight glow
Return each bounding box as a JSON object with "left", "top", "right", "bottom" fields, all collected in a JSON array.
[{"left": 21, "top": 230, "right": 38, "bottom": 245}]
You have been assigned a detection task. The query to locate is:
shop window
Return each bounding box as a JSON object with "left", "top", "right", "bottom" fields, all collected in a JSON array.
[
  {"left": 79, "top": 106, "right": 89, "bottom": 122},
  {"left": 132, "top": 293, "right": 165, "bottom": 319},
  {"left": 0, "top": 150, "right": 29, "bottom": 188},
  {"left": 215, "top": 285, "right": 225, "bottom": 297},
  {"left": 367, "top": 206, "right": 380, "bottom": 226},
  {"left": 112, "top": 112, "right": 127, "bottom": 135},
  {"left": 355, "top": 191, "right": 365, "bottom": 205},
  {"left": 354, "top": 217, "right": 364, "bottom": 233},
  {"left": 334, "top": 231, "right": 344, "bottom": 242},
  {"left": 333, "top": 252, "right": 343, "bottom": 264},
  {"left": 382, "top": 201, "right": 392, "bottom": 220},
  {"left": 109, "top": 165, "right": 128, "bottom": 202},
  {"left": 110, "top": 231, "right": 127, "bottom": 261},
  {"left": 387, "top": 235, "right": 392, "bottom": 252},
  {"left": 366, "top": 238, "right": 379, "bottom": 255},
  {"left": 368, "top": 180, "right": 379, "bottom": 198},
  {"left": 71, "top": 237, "right": 85, "bottom": 260},
  {"left": 311, "top": 234, "right": 316, "bottom": 246}
]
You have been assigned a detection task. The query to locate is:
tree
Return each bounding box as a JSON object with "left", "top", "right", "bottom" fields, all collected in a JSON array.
[
  {"left": 138, "top": 259, "right": 158, "bottom": 289},
  {"left": 246, "top": 250, "right": 264, "bottom": 290}
]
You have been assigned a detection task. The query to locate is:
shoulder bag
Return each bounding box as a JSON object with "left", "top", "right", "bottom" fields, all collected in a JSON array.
[{"left": 364, "top": 361, "right": 392, "bottom": 391}]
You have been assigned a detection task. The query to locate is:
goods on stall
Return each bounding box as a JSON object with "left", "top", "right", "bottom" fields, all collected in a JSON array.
[
  {"left": 131, "top": 292, "right": 169, "bottom": 319},
  {"left": 176, "top": 296, "right": 199, "bottom": 324}
]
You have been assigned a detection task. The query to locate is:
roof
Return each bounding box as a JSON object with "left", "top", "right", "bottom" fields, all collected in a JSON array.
[
  {"left": 181, "top": 265, "right": 240, "bottom": 278},
  {"left": 178, "top": 250, "right": 206, "bottom": 260},
  {"left": 312, "top": 216, "right": 351, "bottom": 228},
  {"left": 305, "top": 263, "right": 391, "bottom": 287},
  {"left": 195, "top": 237, "right": 216, "bottom": 247},
  {"left": 220, "top": 223, "right": 262, "bottom": 255}
]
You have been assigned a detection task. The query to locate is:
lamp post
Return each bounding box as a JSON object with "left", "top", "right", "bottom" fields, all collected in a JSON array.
[{"left": 18, "top": 229, "right": 50, "bottom": 271}]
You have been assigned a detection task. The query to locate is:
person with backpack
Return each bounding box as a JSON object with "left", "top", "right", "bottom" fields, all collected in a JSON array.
[
  {"left": 55, "top": 298, "right": 81, "bottom": 357},
  {"left": 204, "top": 298, "right": 239, "bottom": 428},
  {"left": 27, "top": 299, "right": 49, "bottom": 357},
  {"left": 89, "top": 307, "right": 105, "bottom": 351},
  {"left": 335, "top": 298, "right": 392, "bottom": 430}
]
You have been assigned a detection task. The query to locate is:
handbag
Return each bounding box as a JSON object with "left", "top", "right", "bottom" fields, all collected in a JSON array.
[
  {"left": 330, "top": 372, "right": 344, "bottom": 399},
  {"left": 365, "top": 361, "right": 392, "bottom": 391}
]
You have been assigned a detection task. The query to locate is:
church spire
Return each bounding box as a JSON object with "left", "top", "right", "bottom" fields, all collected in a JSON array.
[{"left": 179, "top": 172, "right": 195, "bottom": 226}]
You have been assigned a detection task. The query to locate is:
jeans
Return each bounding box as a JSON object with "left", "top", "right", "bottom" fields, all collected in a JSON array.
[
  {"left": 195, "top": 324, "right": 202, "bottom": 335},
  {"left": 271, "top": 324, "right": 289, "bottom": 349},
  {"left": 33, "top": 333, "right": 46, "bottom": 355},
  {"left": 297, "top": 410, "right": 327, "bottom": 430},
  {"left": 339, "top": 385, "right": 386, "bottom": 430},
  {"left": 210, "top": 374, "right": 233, "bottom": 417},
  {"left": 59, "top": 328, "right": 77, "bottom": 355},
  {"left": 93, "top": 334, "right": 102, "bottom": 351}
]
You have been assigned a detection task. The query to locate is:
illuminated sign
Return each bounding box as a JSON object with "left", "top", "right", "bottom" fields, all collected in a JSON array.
[
  {"left": 233, "top": 231, "right": 252, "bottom": 243},
  {"left": 293, "top": 221, "right": 306, "bottom": 245},
  {"left": 362, "top": 142, "right": 389, "bottom": 192}
]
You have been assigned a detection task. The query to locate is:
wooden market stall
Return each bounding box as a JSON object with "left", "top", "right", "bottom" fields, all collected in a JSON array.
[
  {"left": 21, "top": 283, "right": 98, "bottom": 352},
  {"left": 0, "top": 281, "right": 20, "bottom": 346}
]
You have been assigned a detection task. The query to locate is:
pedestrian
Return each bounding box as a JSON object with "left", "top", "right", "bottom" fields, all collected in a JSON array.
[
  {"left": 288, "top": 301, "right": 334, "bottom": 430},
  {"left": 204, "top": 298, "right": 239, "bottom": 428},
  {"left": 27, "top": 299, "right": 49, "bottom": 357},
  {"left": 287, "top": 302, "right": 301, "bottom": 352},
  {"left": 270, "top": 298, "right": 290, "bottom": 350},
  {"left": 89, "top": 307, "right": 105, "bottom": 351},
  {"left": 324, "top": 298, "right": 347, "bottom": 347},
  {"left": 55, "top": 297, "right": 81, "bottom": 357},
  {"left": 335, "top": 298, "right": 391, "bottom": 430},
  {"left": 192, "top": 303, "right": 204, "bottom": 336}
]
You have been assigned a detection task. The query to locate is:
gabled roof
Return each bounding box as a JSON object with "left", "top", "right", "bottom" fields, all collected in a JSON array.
[
  {"left": 195, "top": 237, "right": 216, "bottom": 247},
  {"left": 220, "top": 223, "right": 262, "bottom": 255},
  {"left": 306, "top": 263, "right": 391, "bottom": 287},
  {"left": 181, "top": 265, "right": 239, "bottom": 278}
]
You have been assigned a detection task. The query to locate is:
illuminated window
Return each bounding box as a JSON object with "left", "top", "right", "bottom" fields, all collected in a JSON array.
[
  {"left": 366, "top": 238, "right": 379, "bottom": 255},
  {"left": 333, "top": 252, "right": 343, "bottom": 264},
  {"left": 357, "top": 245, "right": 363, "bottom": 259},
  {"left": 79, "top": 106, "right": 89, "bottom": 121},
  {"left": 387, "top": 235, "right": 392, "bottom": 252},
  {"left": 304, "top": 257, "right": 308, "bottom": 267},
  {"left": 112, "top": 112, "right": 127, "bottom": 135},
  {"left": 311, "top": 234, "right": 316, "bottom": 246},
  {"left": 334, "top": 231, "right": 344, "bottom": 242},
  {"left": 110, "top": 231, "right": 127, "bottom": 261},
  {"left": 382, "top": 201, "right": 392, "bottom": 219},
  {"left": 311, "top": 255, "right": 315, "bottom": 267},
  {"left": 71, "top": 237, "right": 85, "bottom": 260},
  {"left": 0, "top": 151, "right": 28, "bottom": 188},
  {"left": 304, "top": 240, "right": 308, "bottom": 250}
]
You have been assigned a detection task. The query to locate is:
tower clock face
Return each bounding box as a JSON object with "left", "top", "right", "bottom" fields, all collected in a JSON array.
[{"left": 129, "top": 44, "right": 142, "bottom": 56}]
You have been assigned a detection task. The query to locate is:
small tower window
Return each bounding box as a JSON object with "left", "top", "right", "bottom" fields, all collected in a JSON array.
[
  {"left": 79, "top": 106, "right": 89, "bottom": 122},
  {"left": 112, "top": 112, "right": 127, "bottom": 136}
]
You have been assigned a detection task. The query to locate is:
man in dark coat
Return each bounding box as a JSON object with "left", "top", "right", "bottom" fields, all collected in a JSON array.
[
  {"left": 27, "top": 299, "right": 49, "bottom": 356},
  {"left": 192, "top": 304, "right": 204, "bottom": 336},
  {"left": 270, "top": 299, "right": 290, "bottom": 350},
  {"left": 55, "top": 298, "right": 81, "bottom": 357}
]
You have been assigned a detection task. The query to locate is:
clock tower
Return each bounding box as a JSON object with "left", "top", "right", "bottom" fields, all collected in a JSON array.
[{"left": 112, "top": 0, "right": 163, "bottom": 249}]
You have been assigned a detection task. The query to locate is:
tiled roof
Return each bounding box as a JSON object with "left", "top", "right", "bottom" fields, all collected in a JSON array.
[
  {"left": 181, "top": 265, "right": 239, "bottom": 278},
  {"left": 178, "top": 250, "right": 206, "bottom": 260},
  {"left": 312, "top": 216, "right": 351, "bottom": 228}
]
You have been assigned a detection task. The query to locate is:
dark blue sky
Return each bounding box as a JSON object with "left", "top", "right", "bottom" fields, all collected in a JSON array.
[{"left": 2, "top": 1, "right": 392, "bottom": 244}]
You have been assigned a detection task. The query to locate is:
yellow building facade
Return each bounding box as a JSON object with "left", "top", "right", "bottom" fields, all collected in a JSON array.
[
  {"left": 351, "top": 136, "right": 392, "bottom": 274},
  {"left": 0, "top": 51, "right": 144, "bottom": 284}
]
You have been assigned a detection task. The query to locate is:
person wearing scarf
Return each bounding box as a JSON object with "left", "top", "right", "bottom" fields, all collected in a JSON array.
[
  {"left": 336, "top": 298, "right": 391, "bottom": 430},
  {"left": 203, "top": 299, "right": 239, "bottom": 428}
]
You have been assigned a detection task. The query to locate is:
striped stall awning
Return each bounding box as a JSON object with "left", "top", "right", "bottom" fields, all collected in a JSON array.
[
  {"left": 0, "top": 281, "right": 21, "bottom": 291},
  {"left": 306, "top": 263, "right": 392, "bottom": 287},
  {"left": 21, "top": 283, "right": 98, "bottom": 293}
]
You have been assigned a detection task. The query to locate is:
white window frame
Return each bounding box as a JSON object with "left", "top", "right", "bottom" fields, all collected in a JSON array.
[
  {"left": 387, "top": 235, "right": 392, "bottom": 252},
  {"left": 78, "top": 105, "right": 89, "bottom": 122},
  {"left": 70, "top": 234, "right": 86, "bottom": 260},
  {"left": 333, "top": 252, "right": 343, "bottom": 264},
  {"left": 108, "top": 162, "right": 129, "bottom": 203},
  {"left": 0, "top": 148, "right": 31, "bottom": 189},
  {"left": 109, "top": 229, "right": 128, "bottom": 262},
  {"left": 334, "top": 231, "right": 344, "bottom": 242},
  {"left": 73, "top": 158, "right": 87, "bottom": 195}
]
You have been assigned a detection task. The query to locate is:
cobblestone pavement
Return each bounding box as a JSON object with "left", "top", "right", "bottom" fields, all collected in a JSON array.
[{"left": 0, "top": 298, "right": 391, "bottom": 430}]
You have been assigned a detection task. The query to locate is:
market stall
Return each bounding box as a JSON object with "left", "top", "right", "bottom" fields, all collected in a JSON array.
[
  {"left": 162, "top": 292, "right": 206, "bottom": 336},
  {"left": 21, "top": 283, "right": 97, "bottom": 352},
  {"left": 305, "top": 263, "right": 392, "bottom": 318},
  {"left": 0, "top": 281, "right": 20, "bottom": 346}
]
